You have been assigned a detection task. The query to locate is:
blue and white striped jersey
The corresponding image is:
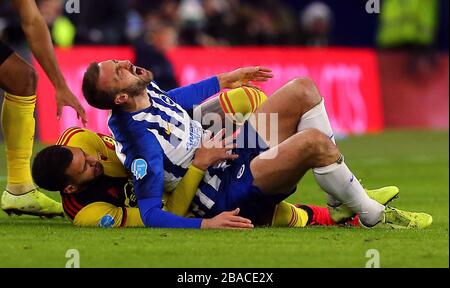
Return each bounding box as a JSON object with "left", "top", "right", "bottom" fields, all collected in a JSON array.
[{"left": 108, "top": 77, "right": 220, "bottom": 228}]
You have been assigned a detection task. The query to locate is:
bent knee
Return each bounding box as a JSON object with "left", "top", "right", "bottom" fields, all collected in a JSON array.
[
  {"left": 19, "top": 64, "right": 38, "bottom": 96},
  {"left": 288, "top": 77, "right": 322, "bottom": 112},
  {"left": 289, "top": 77, "right": 315, "bottom": 90},
  {"left": 4, "top": 58, "right": 38, "bottom": 96},
  {"left": 297, "top": 129, "right": 339, "bottom": 163}
]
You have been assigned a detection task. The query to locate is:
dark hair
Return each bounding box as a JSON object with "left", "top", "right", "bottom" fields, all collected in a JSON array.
[
  {"left": 82, "top": 62, "right": 118, "bottom": 110},
  {"left": 32, "top": 145, "right": 74, "bottom": 191}
]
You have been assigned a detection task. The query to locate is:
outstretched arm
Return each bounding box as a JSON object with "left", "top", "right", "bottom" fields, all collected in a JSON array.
[
  {"left": 166, "top": 66, "right": 273, "bottom": 110},
  {"left": 13, "top": 0, "right": 87, "bottom": 124},
  {"left": 167, "top": 76, "right": 220, "bottom": 109}
]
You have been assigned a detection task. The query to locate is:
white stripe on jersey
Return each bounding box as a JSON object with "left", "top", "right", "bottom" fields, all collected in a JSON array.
[
  {"left": 150, "top": 100, "right": 185, "bottom": 123},
  {"left": 150, "top": 81, "right": 164, "bottom": 92},
  {"left": 164, "top": 170, "right": 181, "bottom": 192},
  {"left": 146, "top": 127, "right": 196, "bottom": 167},
  {"left": 181, "top": 153, "right": 195, "bottom": 169},
  {"left": 203, "top": 171, "right": 222, "bottom": 191},
  {"left": 114, "top": 140, "right": 127, "bottom": 165},
  {"left": 148, "top": 88, "right": 186, "bottom": 119},
  {"left": 133, "top": 112, "right": 185, "bottom": 140},
  {"left": 196, "top": 189, "right": 215, "bottom": 209},
  {"left": 108, "top": 112, "right": 127, "bottom": 165}
]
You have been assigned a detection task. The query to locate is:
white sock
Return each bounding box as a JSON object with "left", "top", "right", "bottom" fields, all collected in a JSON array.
[
  {"left": 297, "top": 98, "right": 335, "bottom": 144},
  {"left": 298, "top": 98, "right": 341, "bottom": 206},
  {"left": 313, "top": 160, "right": 385, "bottom": 227}
]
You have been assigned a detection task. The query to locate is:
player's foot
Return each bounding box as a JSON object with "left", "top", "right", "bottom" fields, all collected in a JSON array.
[
  {"left": 328, "top": 186, "right": 400, "bottom": 224},
  {"left": 1, "top": 189, "right": 64, "bottom": 218},
  {"left": 327, "top": 204, "right": 353, "bottom": 224},
  {"left": 366, "top": 186, "right": 399, "bottom": 206},
  {"left": 377, "top": 206, "right": 433, "bottom": 229}
]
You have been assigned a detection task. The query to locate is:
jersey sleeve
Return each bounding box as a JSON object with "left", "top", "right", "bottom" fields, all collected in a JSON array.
[
  {"left": 164, "top": 164, "right": 206, "bottom": 216},
  {"left": 73, "top": 202, "right": 144, "bottom": 227},
  {"left": 167, "top": 76, "right": 220, "bottom": 110},
  {"left": 126, "top": 132, "right": 202, "bottom": 228}
]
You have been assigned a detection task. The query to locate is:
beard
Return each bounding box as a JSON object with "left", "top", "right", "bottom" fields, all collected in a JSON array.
[{"left": 122, "top": 78, "right": 151, "bottom": 98}]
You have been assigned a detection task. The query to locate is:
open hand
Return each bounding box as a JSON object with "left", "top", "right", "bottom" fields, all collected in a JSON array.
[
  {"left": 55, "top": 85, "right": 87, "bottom": 126},
  {"left": 192, "top": 129, "right": 238, "bottom": 171},
  {"left": 218, "top": 66, "right": 273, "bottom": 90},
  {"left": 201, "top": 208, "right": 254, "bottom": 229}
]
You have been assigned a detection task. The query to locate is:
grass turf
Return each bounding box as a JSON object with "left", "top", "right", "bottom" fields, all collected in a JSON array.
[{"left": 0, "top": 130, "right": 448, "bottom": 268}]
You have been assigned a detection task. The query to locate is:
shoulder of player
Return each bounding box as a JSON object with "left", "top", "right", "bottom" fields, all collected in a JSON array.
[
  {"left": 56, "top": 127, "right": 105, "bottom": 153},
  {"left": 110, "top": 113, "right": 157, "bottom": 143},
  {"left": 55, "top": 127, "right": 90, "bottom": 146},
  {"left": 108, "top": 107, "right": 147, "bottom": 133},
  {"left": 60, "top": 192, "right": 86, "bottom": 222}
]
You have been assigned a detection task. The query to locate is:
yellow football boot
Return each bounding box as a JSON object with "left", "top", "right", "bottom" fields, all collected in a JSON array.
[
  {"left": 328, "top": 186, "right": 400, "bottom": 223},
  {"left": 1, "top": 189, "right": 64, "bottom": 218},
  {"left": 379, "top": 206, "right": 433, "bottom": 229}
]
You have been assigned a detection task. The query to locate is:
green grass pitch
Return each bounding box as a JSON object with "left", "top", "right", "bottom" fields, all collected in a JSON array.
[{"left": 0, "top": 130, "right": 448, "bottom": 268}]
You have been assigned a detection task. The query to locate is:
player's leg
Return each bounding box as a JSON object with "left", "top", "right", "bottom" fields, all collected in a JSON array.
[
  {"left": 272, "top": 186, "right": 401, "bottom": 228},
  {"left": 250, "top": 77, "right": 323, "bottom": 146},
  {"left": 252, "top": 77, "right": 386, "bottom": 221},
  {"left": 290, "top": 81, "right": 410, "bottom": 224},
  {"left": 271, "top": 201, "right": 311, "bottom": 227},
  {"left": 293, "top": 204, "right": 360, "bottom": 227},
  {"left": 245, "top": 78, "right": 430, "bottom": 228},
  {"left": 250, "top": 129, "right": 385, "bottom": 227},
  {"left": 194, "top": 86, "right": 267, "bottom": 136},
  {"left": 196, "top": 77, "right": 323, "bottom": 144},
  {"left": 250, "top": 129, "right": 336, "bottom": 195},
  {"left": 0, "top": 44, "right": 62, "bottom": 217}
]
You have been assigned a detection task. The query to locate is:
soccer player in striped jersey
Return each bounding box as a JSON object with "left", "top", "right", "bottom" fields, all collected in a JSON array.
[
  {"left": 33, "top": 127, "right": 249, "bottom": 227},
  {"left": 32, "top": 92, "right": 401, "bottom": 228},
  {"left": 80, "top": 60, "right": 432, "bottom": 229}
]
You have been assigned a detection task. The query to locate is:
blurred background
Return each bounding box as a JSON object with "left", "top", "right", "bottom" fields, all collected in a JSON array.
[{"left": 0, "top": 0, "right": 448, "bottom": 142}]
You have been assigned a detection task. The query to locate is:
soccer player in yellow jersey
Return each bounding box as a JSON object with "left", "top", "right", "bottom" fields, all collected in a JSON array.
[{"left": 1, "top": 0, "right": 86, "bottom": 217}]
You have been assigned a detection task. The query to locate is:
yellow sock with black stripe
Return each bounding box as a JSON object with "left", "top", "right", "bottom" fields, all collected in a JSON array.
[
  {"left": 1, "top": 92, "right": 36, "bottom": 195},
  {"left": 219, "top": 87, "right": 268, "bottom": 124},
  {"left": 271, "top": 201, "right": 309, "bottom": 228}
]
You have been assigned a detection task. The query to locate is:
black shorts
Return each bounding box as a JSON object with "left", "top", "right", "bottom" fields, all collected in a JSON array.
[{"left": 0, "top": 41, "right": 14, "bottom": 65}]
